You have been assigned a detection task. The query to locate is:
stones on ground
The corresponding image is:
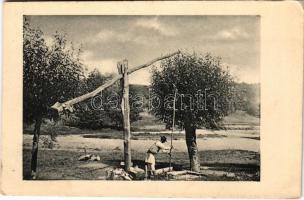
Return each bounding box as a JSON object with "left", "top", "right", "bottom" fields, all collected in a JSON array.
[
  {"left": 120, "top": 161, "right": 133, "bottom": 167},
  {"left": 78, "top": 154, "right": 91, "bottom": 161},
  {"left": 129, "top": 165, "right": 145, "bottom": 174},
  {"left": 106, "top": 165, "right": 148, "bottom": 180},
  {"left": 78, "top": 154, "right": 100, "bottom": 161},
  {"left": 106, "top": 168, "right": 133, "bottom": 180},
  {"left": 90, "top": 155, "right": 100, "bottom": 161},
  {"left": 129, "top": 165, "right": 145, "bottom": 179}
]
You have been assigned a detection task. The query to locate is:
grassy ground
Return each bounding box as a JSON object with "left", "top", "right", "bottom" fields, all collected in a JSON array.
[{"left": 23, "top": 149, "right": 259, "bottom": 181}]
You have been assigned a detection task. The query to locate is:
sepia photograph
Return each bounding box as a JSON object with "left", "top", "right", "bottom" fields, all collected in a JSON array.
[
  {"left": 1, "top": 1, "right": 303, "bottom": 197},
  {"left": 22, "top": 15, "right": 260, "bottom": 181}
]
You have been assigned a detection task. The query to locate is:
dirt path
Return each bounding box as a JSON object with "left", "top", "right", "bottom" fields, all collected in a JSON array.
[{"left": 23, "top": 134, "right": 259, "bottom": 153}]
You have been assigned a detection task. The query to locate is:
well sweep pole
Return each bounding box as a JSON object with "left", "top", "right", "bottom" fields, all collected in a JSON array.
[{"left": 118, "top": 60, "right": 131, "bottom": 171}]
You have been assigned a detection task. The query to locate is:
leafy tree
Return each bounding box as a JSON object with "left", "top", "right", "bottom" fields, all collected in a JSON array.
[
  {"left": 23, "top": 18, "right": 85, "bottom": 178},
  {"left": 151, "top": 52, "right": 235, "bottom": 171}
]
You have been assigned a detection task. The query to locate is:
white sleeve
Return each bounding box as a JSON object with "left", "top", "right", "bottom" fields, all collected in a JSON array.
[{"left": 156, "top": 141, "right": 170, "bottom": 150}]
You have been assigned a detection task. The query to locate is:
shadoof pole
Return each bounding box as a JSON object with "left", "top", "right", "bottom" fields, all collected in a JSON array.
[
  {"left": 169, "top": 85, "right": 178, "bottom": 171},
  {"left": 117, "top": 60, "right": 131, "bottom": 171}
]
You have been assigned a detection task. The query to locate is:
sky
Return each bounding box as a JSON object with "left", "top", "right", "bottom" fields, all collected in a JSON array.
[{"left": 27, "top": 15, "right": 260, "bottom": 85}]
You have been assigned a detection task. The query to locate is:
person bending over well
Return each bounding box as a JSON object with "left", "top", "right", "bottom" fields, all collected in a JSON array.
[{"left": 145, "top": 136, "right": 171, "bottom": 179}]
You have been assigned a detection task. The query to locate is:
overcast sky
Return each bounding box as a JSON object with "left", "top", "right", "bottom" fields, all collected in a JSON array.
[{"left": 27, "top": 15, "right": 260, "bottom": 85}]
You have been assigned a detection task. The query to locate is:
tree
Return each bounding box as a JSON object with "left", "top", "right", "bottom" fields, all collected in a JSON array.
[
  {"left": 150, "top": 52, "right": 235, "bottom": 171},
  {"left": 23, "top": 18, "right": 85, "bottom": 178}
]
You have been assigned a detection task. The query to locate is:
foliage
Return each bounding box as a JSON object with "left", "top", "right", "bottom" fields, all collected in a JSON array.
[
  {"left": 151, "top": 52, "right": 235, "bottom": 129},
  {"left": 231, "top": 83, "right": 260, "bottom": 117},
  {"left": 23, "top": 18, "right": 85, "bottom": 123},
  {"left": 130, "top": 84, "right": 150, "bottom": 111},
  {"left": 67, "top": 69, "right": 142, "bottom": 129}
]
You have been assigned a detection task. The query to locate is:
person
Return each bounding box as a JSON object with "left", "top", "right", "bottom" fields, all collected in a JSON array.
[{"left": 145, "top": 136, "right": 172, "bottom": 179}]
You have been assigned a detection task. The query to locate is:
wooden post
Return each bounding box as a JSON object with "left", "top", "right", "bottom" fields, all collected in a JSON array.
[{"left": 117, "top": 59, "right": 131, "bottom": 171}]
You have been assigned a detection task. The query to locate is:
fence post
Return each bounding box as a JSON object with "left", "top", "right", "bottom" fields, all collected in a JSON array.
[{"left": 117, "top": 60, "right": 131, "bottom": 171}]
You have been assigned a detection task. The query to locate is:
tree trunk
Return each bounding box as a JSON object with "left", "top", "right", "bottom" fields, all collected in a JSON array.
[
  {"left": 185, "top": 124, "right": 200, "bottom": 172},
  {"left": 31, "top": 116, "right": 42, "bottom": 179}
]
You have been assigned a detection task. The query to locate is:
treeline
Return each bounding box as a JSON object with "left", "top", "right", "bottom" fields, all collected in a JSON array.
[{"left": 232, "top": 83, "right": 260, "bottom": 117}]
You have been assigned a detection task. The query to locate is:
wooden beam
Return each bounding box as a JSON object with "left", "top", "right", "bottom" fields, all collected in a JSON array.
[
  {"left": 51, "top": 51, "right": 180, "bottom": 112},
  {"left": 154, "top": 167, "right": 173, "bottom": 175},
  {"left": 127, "top": 51, "right": 180, "bottom": 74},
  {"left": 167, "top": 170, "right": 188, "bottom": 176}
]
